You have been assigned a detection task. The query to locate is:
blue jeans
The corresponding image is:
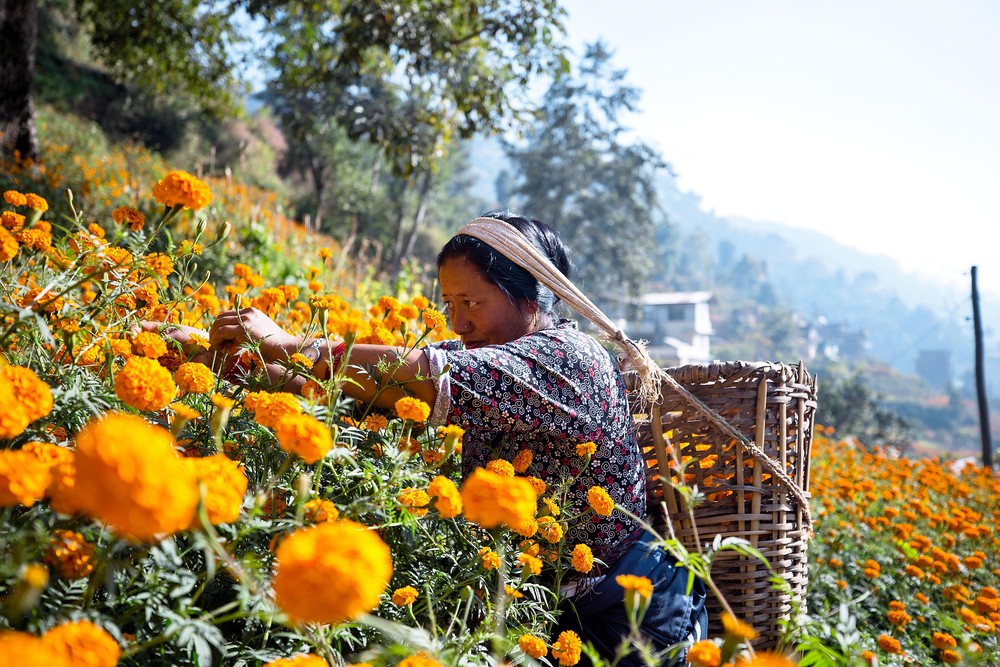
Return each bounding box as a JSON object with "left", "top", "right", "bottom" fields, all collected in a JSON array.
[{"left": 557, "top": 533, "right": 708, "bottom": 667}]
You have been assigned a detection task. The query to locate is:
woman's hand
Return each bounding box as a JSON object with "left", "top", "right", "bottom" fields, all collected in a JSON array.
[
  {"left": 209, "top": 307, "right": 301, "bottom": 365},
  {"left": 138, "top": 321, "right": 212, "bottom": 366}
]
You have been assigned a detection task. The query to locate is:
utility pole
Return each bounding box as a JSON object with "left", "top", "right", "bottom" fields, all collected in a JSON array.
[{"left": 971, "top": 266, "right": 993, "bottom": 470}]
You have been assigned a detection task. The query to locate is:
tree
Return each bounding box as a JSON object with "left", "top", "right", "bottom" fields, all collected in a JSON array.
[
  {"left": 502, "top": 42, "right": 666, "bottom": 302},
  {"left": 1, "top": 0, "right": 41, "bottom": 159}
]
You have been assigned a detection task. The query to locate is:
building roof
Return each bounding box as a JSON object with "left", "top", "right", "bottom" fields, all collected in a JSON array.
[{"left": 639, "top": 290, "right": 713, "bottom": 306}]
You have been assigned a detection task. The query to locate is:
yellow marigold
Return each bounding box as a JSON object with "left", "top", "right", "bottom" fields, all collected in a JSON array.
[
  {"left": 487, "top": 458, "right": 516, "bottom": 478},
  {"left": 576, "top": 441, "right": 597, "bottom": 457},
  {"left": 395, "top": 396, "right": 431, "bottom": 422},
  {"left": 686, "top": 639, "right": 721, "bottom": 667},
  {"left": 152, "top": 170, "right": 212, "bottom": 210},
  {"left": 721, "top": 612, "right": 759, "bottom": 641},
  {"left": 551, "top": 630, "right": 583, "bottom": 666},
  {"left": 112, "top": 205, "right": 146, "bottom": 231},
  {"left": 571, "top": 544, "right": 594, "bottom": 573},
  {"left": 461, "top": 468, "right": 538, "bottom": 530},
  {"left": 587, "top": 486, "right": 615, "bottom": 516},
  {"left": 303, "top": 498, "right": 340, "bottom": 522},
  {"left": 2, "top": 364, "right": 54, "bottom": 423},
  {"left": 512, "top": 449, "right": 533, "bottom": 473},
  {"left": 537, "top": 516, "right": 565, "bottom": 544},
  {"left": 479, "top": 547, "right": 501, "bottom": 571},
  {"left": 517, "top": 552, "right": 543, "bottom": 576},
  {"left": 398, "top": 654, "right": 444, "bottom": 667},
  {"left": 421, "top": 308, "right": 447, "bottom": 331},
  {"left": 145, "top": 252, "right": 174, "bottom": 277},
  {"left": 3, "top": 190, "right": 27, "bottom": 206},
  {"left": 0, "top": 450, "right": 52, "bottom": 507},
  {"left": 940, "top": 649, "right": 962, "bottom": 664},
  {"left": 2, "top": 210, "right": 25, "bottom": 231},
  {"left": 318, "top": 247, "right": 333, "bottom": 260},
  {"left": 525, "top": 476, "right": 546, "bottom": 495},
  {"left": 114, "top": 356, "right": 176, "bottom": 412},
  {"left": 252, "top": 392, "right": 303, "bottom": 428},
  {"left": 73, "top": 412, "right": 198, "bottom": 541},
  {"left": 876, "top": 634, "right": 902, "bottom": 654},
  {"left": 886, "top": 609, "right": 911, "bottom": 627},
  {"left": 519, "top": 634, "right": 548, "bottom": 659},
  {"left": 174, "top": 362, "right": 215, "bottom": 394},
  {"left": 427, "top": 475, "right": 462, "bottom": 518},
  {"left": 616, "top": 574, "right": 654, "bottom": 599},
  {"left": 398, "top": 487, "right": 430, "bottom": 517},
  {"left": 0, "top": 226, "right": 19, "bottom": 261},
  {"left": 25, "top": 193, "right": 48, "bottom": 211},
  {"left": 932, "top": 632, "right": 957, "bottom": 649},
  {"left": 42, "top": 620, "right": 120, "bottom": 667},
  {"left": 505, "top": 584, "right": 523, "bottom": 598},
  {"left": 541, "top": 497, "right": 561, "bottom": 517},
  {"left": 392, "top": 585, "right": 419, "bottom": 606},
  {"left": 288, "top": 352, "right": 313, "bottom": 369},
  {"left": 43, "top": 530, "right": 95, "bottom": 580},
  {"left": 263, "top": 655, "right": 329, "bottom": 667},
  {"left": 272, "top": 520, "right": 393, "bottom": 624},
  {"left": 733, "top": 653, "right": 797, "bottom": 667},
  {"left": 0, "top": 630, "right": 66, "bottom": 667},
  {"left": 186, "top": 454, "right": 247, "bottom": 526},
  {"left": 273, "top": 413, "right": 333, "bottom": 464},
  {"left": 131, "top": 330, "right": 167, "bottom": 358}
]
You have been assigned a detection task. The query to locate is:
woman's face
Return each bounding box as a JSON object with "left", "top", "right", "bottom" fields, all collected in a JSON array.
[{"left": 438, "top": 256, "right": 535, "bottom": 349}]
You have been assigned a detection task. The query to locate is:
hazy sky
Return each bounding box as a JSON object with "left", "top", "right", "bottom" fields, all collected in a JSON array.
[{"left": 565, "top": 1, "right": 1000, "bottom": 295}]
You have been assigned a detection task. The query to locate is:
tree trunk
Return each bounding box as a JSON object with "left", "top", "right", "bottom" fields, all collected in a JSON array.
[
  {"left": 401, "top": 169, "right": 434, "bottom": 261},
  {"left": 387, "top": 182, "right": 411, "bottom": 275},
  {"left": 0, "top": 0, "right": 40, "bottom": 162}
]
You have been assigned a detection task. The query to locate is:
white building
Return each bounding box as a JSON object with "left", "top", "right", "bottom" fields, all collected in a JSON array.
[{"left": 626, "top": 291, "right": 714, "bottom": 366}]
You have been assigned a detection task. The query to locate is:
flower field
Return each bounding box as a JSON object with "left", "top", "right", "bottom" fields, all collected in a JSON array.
[{"left": 1, "top": 138, "right": 999, "bottom": 667}]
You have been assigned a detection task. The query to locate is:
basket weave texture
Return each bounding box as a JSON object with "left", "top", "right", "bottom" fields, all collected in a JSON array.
[{"left": 628, "top": 360, "right": 817, "bottom": 649}]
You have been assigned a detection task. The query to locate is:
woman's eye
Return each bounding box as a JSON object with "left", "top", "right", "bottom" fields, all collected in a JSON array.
[{"left": 466, "top": 300, "right": 479, "bottom": 309}]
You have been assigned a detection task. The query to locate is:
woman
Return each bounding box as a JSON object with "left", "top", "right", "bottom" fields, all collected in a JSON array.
[{"left": 160, "top": 211, "right": 706, "bottom": 665}]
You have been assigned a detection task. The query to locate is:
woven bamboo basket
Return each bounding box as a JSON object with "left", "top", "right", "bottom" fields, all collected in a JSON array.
[{"left": 627, "top": 360, "right": 817, "bottom": 649}]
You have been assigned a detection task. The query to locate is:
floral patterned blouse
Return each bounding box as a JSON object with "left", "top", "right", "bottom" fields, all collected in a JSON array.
[{"left": 424, "top": 320, "right": 646, "bottom": 568}]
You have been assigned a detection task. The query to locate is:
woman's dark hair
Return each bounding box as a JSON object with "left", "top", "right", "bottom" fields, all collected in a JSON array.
[{"left": 437, "top": 210, "right": 571, "bottom": 317}]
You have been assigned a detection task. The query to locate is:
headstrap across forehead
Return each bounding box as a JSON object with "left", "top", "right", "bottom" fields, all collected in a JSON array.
[{"left": 456, "top": 216, "right": 813, "bottom": 526}]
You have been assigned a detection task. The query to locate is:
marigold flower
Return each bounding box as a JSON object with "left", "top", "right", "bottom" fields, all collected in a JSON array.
[
  {"left": 479, "top": 547, "right": 501, "bottom": 571},
  {"left": 186, "top": 453, "right": 247, "bottom": 526},
  {"left": 1, "top": 210, "right": 25, "bottom": 231},
  {"left": 73, "top": 412, "right": 198, "bottom": 541},
  {"left": 571, "top": 543, "right": 594, "bottom": 573},
  {"left": 0, "top": 450, "right": 52, "bottom": 507},
  {"left": 272, "top": 413, "right": 333, "bottom": 464},
  {"left": 876, "top": 634, "right": 902, "bottom": 654},
  {"left": 616, "top": 574, "right": 654, "bottom": 599},
  {"left": 519, "top": 634, "right": 548, "bottom": 659},
  {"left": 398, "top": 654, "right": 444, "bottom": 667},
  {"left": 517, "top": 552, "right": 543, "bottom": 576},
  {"left": 513, "top": 449, "right": 533, "bottom": 473},
  {"left": 525, "top": 476, "right": 547, "bottom": 495},
  {"left": 263, "top": 655, "right": 329, "bottom": 667},
  {"left": 486, "top": 458, "right": 516, "bottom": 478},
  {"left": 940, "top": 649, "right": 962, "bottom": 665},
  {"left": 25, "top": 193, "right": 48, "bottom": 212},
  {"left": 2, "top": 364, "right": 53, "bottom": 424},
  {"left": 152, "top": 170, "right": 212, "bottom": 210},
  {"left": 537, "top": 516, "right": 565, "bottom": 544},
  {"left": 932, "top": 632, "right": 957, "bottom": 649},
  {"left": 587, "top": 486, "right": 615, "bottom": 516},
  {"left": 42, "top": 620, "right": 120, "bottom": 667},
  {"left": 3, "top": 190, "right": 27, "bottom": 206},
  {"left": 0, "top": 630, "right": 66, "bottom": 667},
  {"left": 43, "top": 529, "right": 95, "bottom": 580},
  {"left": 721, "top": 612, "right": 759, "bottom": 640},
  {"left": 174, "top": 362, "right": 215, "bottom": 394},
  {"left": 303, "top": 499, "right": 340, "bottom": 522},
  {"left": 145, "top": 252, "right": 174, "bottom": 277},
  {"left": 131, "top": 330, "right": 167, "bottom": 358},
  {"left": 551, "top": 630, "right": 583, "bottom": 666},
  {"left": 422, "top": 308, "right": 447, "bottom": 331},
  {"left": 112, "top": 205, "right": 145, "bottom": 231},
  {"left": 114, "top": 356, "right": 176, "bottom": 412},
  {"left": 398, "top": 487, "right": 430, "bottom": 517},
  {"left": 505, "top": 584, "right": 523, "bottom": 598},
  {"left": 392, "top": 585, "right": 419, "bottom": 606},
  {"left": 886, "top": 609, "right": 911, "bottom": 627},
  {"left": 0, "top": 226, "right": 19, "bottom": 261},
  {"left": 576, "top": 441, "right": 597, "bottom": 457},
  {"left": 427, "top": 475, "right": 462, "bottom": 518},
  {"left": 395, "top": 396, "right": 431, "bottom": 422},
  {"left": 461, "top": 468, "right": 538, "bottom": 530},
  {"left": 733, "top": 653, "right": 797, "bottom": 666},
  {"left": 686, "top": 639, "right": 721, "bottom": 667},
  {"left": 272, "top": 520, "right": 393, "bottom": 624}
]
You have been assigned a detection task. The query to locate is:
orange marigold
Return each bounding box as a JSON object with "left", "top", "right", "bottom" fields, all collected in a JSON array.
[
  {"left": 174, "top": 362, "right": 215, "bottom": 394},
  {"left": 303, "top": 499, "right": 340, "bottom": 522},
  {"left": 43, "top": 620, "right": 120, "bottom": 667},
  {"left": 876, "top": 634, "right": 902, "bottom": 654},
  {"left": 251, "top": 392, "right": 303, "bottom": 428},
  {"left": 3, "top": 190, "right": 27, "bottom": 206},
  {"left": 0, "top": 450, "right": 52, "bottom": 507},
  {"left": 152, "top": 170, "right": 212, "bottom": 210},
  {"left": 392, "top": 585, "right": 419, "bottom": 606},
  {"left": 1, "top": 210, "right": 25, "bottom": 231},
  {"left": 25, "top": 193, "right": 48, "bottom": 211},
  {"left": 519, "top": 634, "right": 548, "bottom": 659},
  {"left": 395, "top": 396, "right": 431, "bottom": 422},
  {"left": 398, "top": 654, "right": 444, "bottom": 667},
  {"left": 73, "top": 412, "right": 198, "bottom": 541},
  {"left": 571, "top": 543, "right": 594, "bottom": 573},
  {"left": 2, "top": 364, "right": 53, "bottom": 424},
  {"left": 686, "top": 639, "right": 721, "bottom": 667},
  {"left": 932, "top": 632, "right": 957, "bottom": 649},
  {"left": 43, "top": 529, "right": 96, "bottom": 580},
  {"left": 0, "top": 226, "right": 19, "bottom": 262},
  {"left": 272, "top": 520, "right": 393, "bottom": 624},
  {"left": 186, "top": 453, "right": 247, "bottom": 526},
  {"left": 551, "top": 630, "right": 583, "bottom": 666},
  {"left": 537, "top": 516, "right": 565, "bottom": 544},
  {"left": 733, "top": 652, "right": 797, "bottom": 667},
  {"left": 132, "top": 330, "right": 167, "bottom": 358},
  {"left": 398, "top": 487, "right": 430, "bottom": 517},
  {"left": 576, "top": 441, "right": 597, "bottom": 457},
  {"left": 0, "top": 630, "right": 67, "bottom": 667},
  {"left": 114, "top": 356, "right": 176, "bottom": 412},
  {"left": 273, "top": 413, "right": 333, "bottom": 464},
  {"left": 479, "top": 547, "right": 501, "bottom": 571},
  {"left": 587, "top": 486, "right": 615, "bottom": 516},
  {"left": 112, "top": 205, "right": 146, "bottom": 231},
  {"left": 486, "top": 458, "right": 515, "bottom": 478},
  {"left": 263, "top": 656, "right": 329, "bottom": 667},
  {"left": 721, "top": 612, "right": 759, "bottom": 641},
  {"left": 940, "top": 649, "right": 962, "bottom": 664},
  {"left": 427, "top": 475, "right": 462, "bottom": 518},
  {"left": 513, "top": 448, "right": 533, "bottom": 473},
  {"left": 460, "top": 468, "right": 538, "bottom": 530},
  {"left": 616, "top": 574, "right": 654, "bottom": 599}
]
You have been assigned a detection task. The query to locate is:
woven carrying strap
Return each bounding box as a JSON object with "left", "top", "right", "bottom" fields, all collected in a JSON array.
[{"left": 457, "top": 217, "right": 812, "bottom": 528}]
